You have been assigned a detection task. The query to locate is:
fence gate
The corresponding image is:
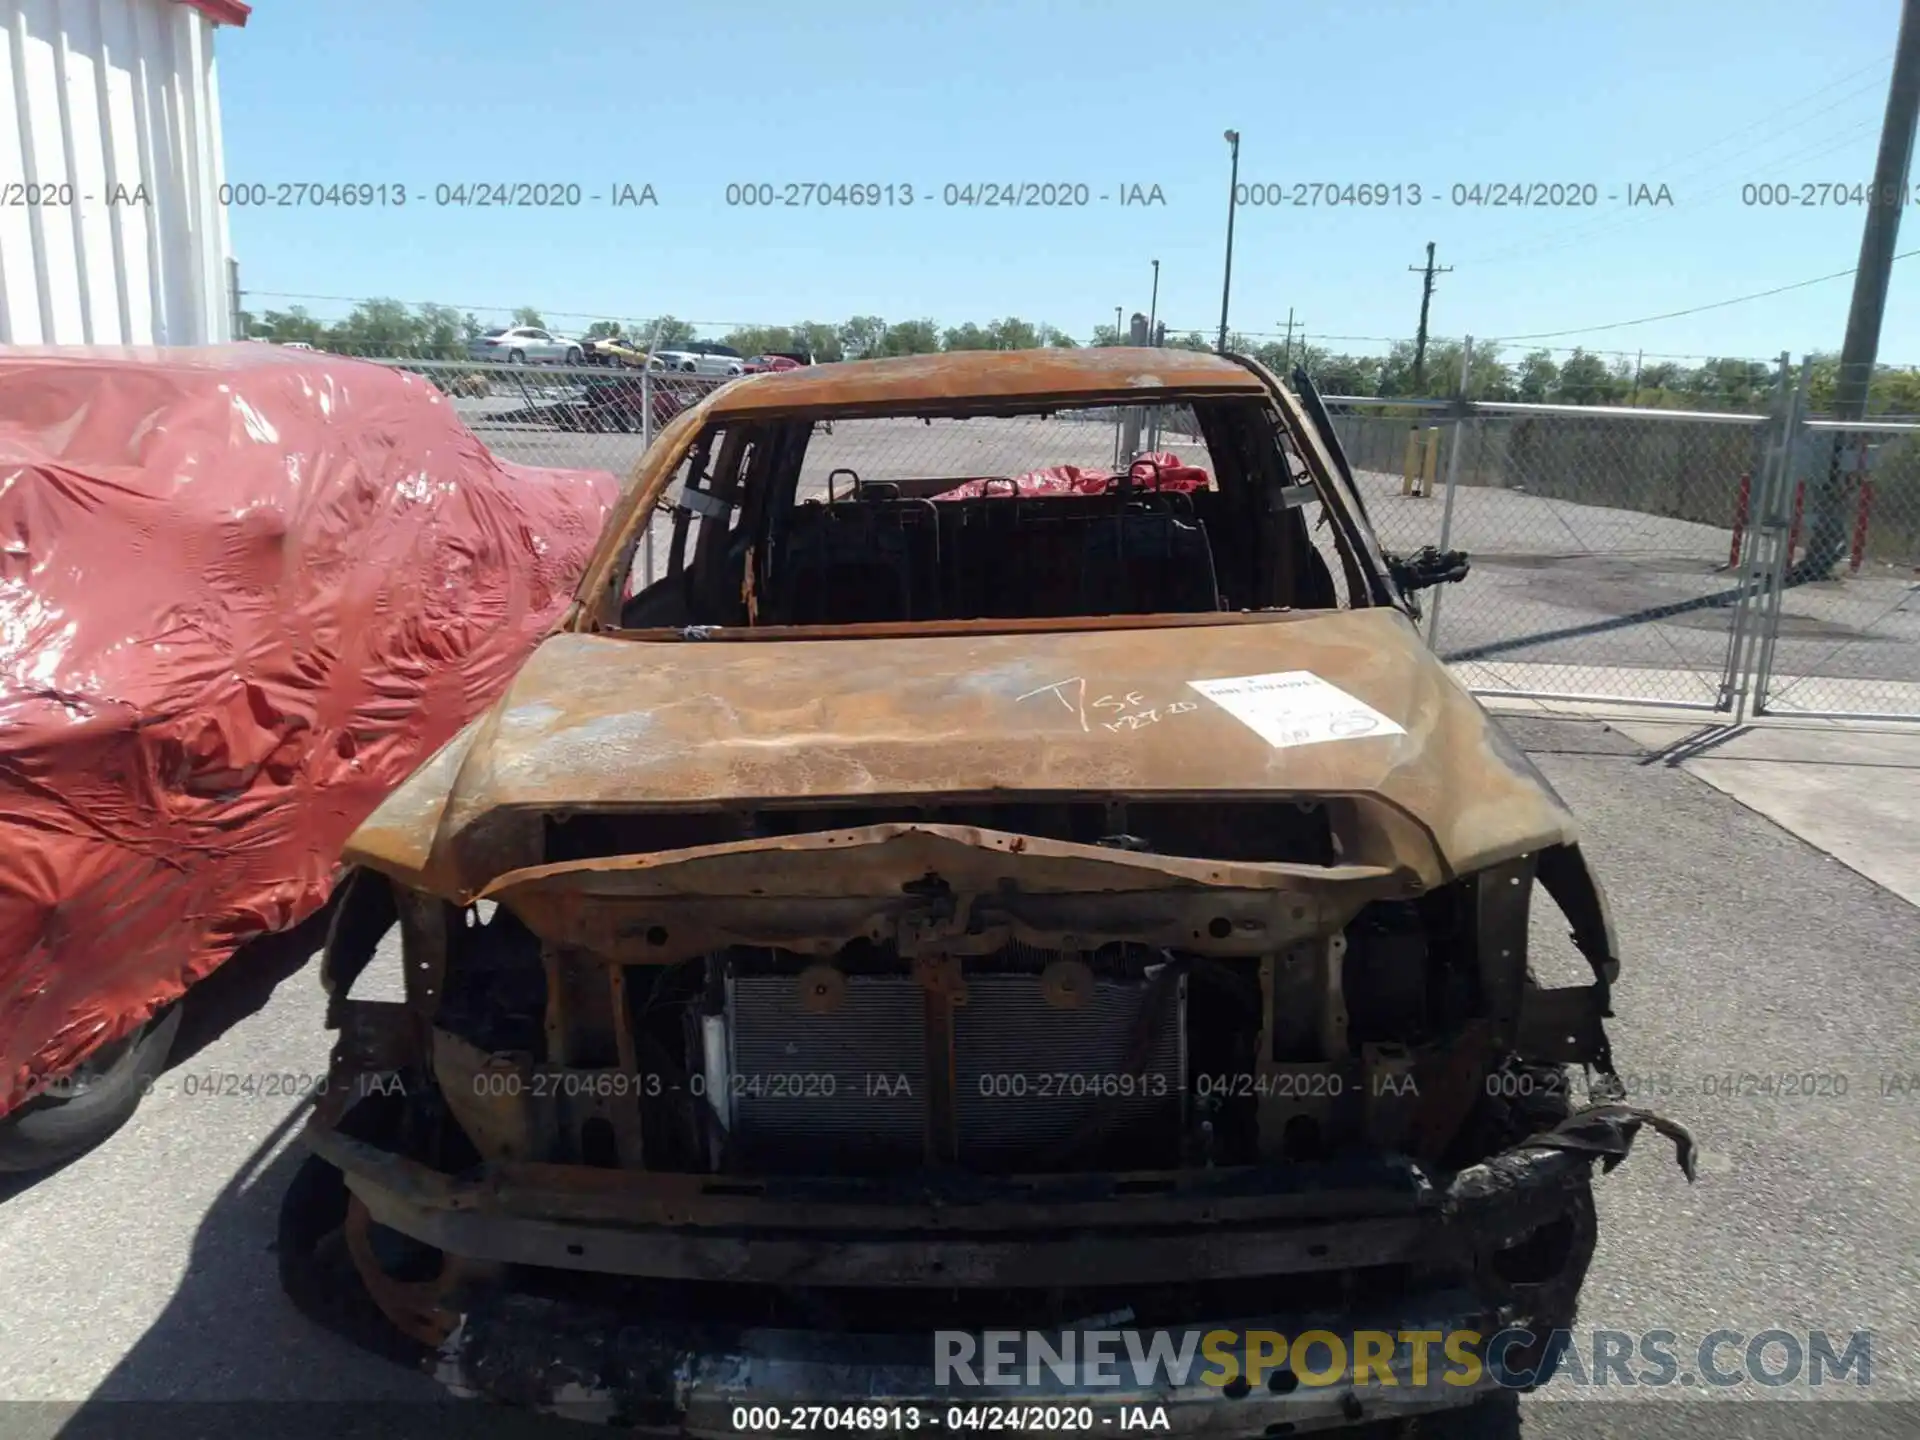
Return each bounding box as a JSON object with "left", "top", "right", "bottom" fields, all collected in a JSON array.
[
  {"left": 1330, "top": 397, "right": 1774, "bottom": 712},
  {"left": 1747, "top": 407, "right": 1920, "bottom": 722}
]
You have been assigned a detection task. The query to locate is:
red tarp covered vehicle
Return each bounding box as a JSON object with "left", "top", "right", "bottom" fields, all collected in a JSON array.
[{"left": 0, "top": 346, "right": 619, "bottom": 1168}]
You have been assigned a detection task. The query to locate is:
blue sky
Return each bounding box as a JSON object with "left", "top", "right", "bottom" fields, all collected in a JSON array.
[{"left": 218, "top": 0, "right": 1918, "bottom": 366}]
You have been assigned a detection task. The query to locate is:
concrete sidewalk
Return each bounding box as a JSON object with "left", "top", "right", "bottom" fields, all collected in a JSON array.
[{"left": 1484, "top": 700, "right": 1920, "bottom": 908}]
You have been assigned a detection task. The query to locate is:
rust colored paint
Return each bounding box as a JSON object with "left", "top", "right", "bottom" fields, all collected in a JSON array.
[
  {"left": 704, "top": 347, "right": 1264, "bottom": 418},
  {"left": 343, "top": 607, "right": 1576, "bottom": 901}
]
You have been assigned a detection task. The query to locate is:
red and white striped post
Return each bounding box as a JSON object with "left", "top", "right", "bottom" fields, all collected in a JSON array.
[
  {"left": 1843, "top": 443, "right": 1873, "bottom": 579},
  {"left": 1727, "top": 472, "right": 1752, "bottom": 569}
]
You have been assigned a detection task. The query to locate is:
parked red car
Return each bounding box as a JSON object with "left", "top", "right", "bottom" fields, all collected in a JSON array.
[
  {"left": 742, "top": 352, "right": 809, "bottom": 373},
  {"left": 0, "top": 347, "right": 620, "bottom": 1170}
]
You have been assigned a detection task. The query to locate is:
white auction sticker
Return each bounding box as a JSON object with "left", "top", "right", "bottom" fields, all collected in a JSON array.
[{"left": 1186, "top": 670, "right": 1406, "bottom": 750}]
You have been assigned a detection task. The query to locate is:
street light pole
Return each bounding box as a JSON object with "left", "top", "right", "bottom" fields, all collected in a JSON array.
[
  {"left": 1217, "top": 130, "right": 1240, "bottom": 354},
  {"left": 1149, "top": 259, "right": 1160, "bottom": 339}
]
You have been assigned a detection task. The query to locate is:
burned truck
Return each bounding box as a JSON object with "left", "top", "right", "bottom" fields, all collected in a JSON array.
[{"left": 285, "top": 349, "right": 1692, "bottom": 1435}]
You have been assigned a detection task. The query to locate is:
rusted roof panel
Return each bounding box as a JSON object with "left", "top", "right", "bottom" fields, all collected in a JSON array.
[{"left": 703, "top": 347, "right": 1267, "bottom": 417}]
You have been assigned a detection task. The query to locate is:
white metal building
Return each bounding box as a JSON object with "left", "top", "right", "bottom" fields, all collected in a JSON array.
[{"left": 0, "top": 0, "right": 249, "bottom": 345}]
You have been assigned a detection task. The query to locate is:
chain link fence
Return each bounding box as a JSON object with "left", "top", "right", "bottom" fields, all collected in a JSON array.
[
  {"left": 340, "top": 349, "right": 1916, "bottom": 723},
  {"left": 1329, "top": 399, "right": 1772, "bottom": 710},
  {"left": 368, "top": 354, "right": 732, "bottom": 481},
  {"left": 1745, "top": 415, "right": 1920, "bottom": 721}
]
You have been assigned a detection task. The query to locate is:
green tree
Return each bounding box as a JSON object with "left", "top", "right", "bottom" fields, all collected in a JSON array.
[
  {"left": 722, "top": 325, "right": 798, "bottom": 356},
  {"left": 943, "top": 322, "right": 993, "bottom": 351},
  {"left": 584, "top": 320, "right": 625, "bottom": 340},
  {"left": 837, "top": 315, "right": 888, "bottom": 359},
  {"left": 1681, "top": 357, "right": 1773, "bottom": 410},
  {"left": 255, "top": 306, "right": 329, "bottom": 347},
  {"left": 512, "top": 306, "right": 545, "bottom": 328},
  {"left": 1374, "top": 341, "right": 1420, "bottom": 397},
  {"left": 412, "top": 302, "right": 470, "bottom": 359},
  {"left": 790, "top": 321, "right": 844, "bottom": 363},
  {"left": 1515, "top": 350, "right": 1559, "bottom": 403},
  {"left": 1418, "top": 339, "right": 1512, "bottom": 400},
  {"left": 985, "top": 317, "right": 1043, "bottom": 350},
  {"left": 878, "top": 319, "right": 942, "bottom": 356},
  {"left": 1871, "top": 366, "right": 1920, "bottom": 415},
  {"left": 1555, "top": 349, "right": 1622, "bottom": 405},
  {"left": 1635, "top": 360, "right": 1684, "bottom": 394},
  {"left": 1298, "top": 347, "right": 1382, "bottom": 396},
  {"left": 633, "top": 315, "right": 695, "bottom": 349},
  {"left": 324, "top": 298, "right": 423, "bottom": 356}
]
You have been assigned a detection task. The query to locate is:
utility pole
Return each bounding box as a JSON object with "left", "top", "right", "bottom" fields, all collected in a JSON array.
[
  {"left": 1803, "top": 0, "right": 1920, "bottom": 579},
  {"left": 1114, "top": 306, "right": 1123, "bottom": 347},
  {"left": 1218, "top": 130, "right": 1241, "bottom": 353},
  {"left": 1281, "top": 308, "right": 1296, "bottom": 369},
  {"left": 1408, "top": 241, "right": 1452, "bottom": 394},
  {"left": 1149, "top": 260, "right": 1161, "bottom": 339}
]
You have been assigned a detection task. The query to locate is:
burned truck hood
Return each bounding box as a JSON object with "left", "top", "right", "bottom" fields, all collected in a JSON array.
[{"left": 343, "top": 608, "right": 1576, "bottom": 900}]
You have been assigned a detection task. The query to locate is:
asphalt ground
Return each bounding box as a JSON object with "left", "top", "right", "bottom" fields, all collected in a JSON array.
[
  {"left": 462, "top": 402, "right": 1917, "bottom": 715},
  {"left": 0, "top": 714, "right": 1913, "bottom": 1440}
]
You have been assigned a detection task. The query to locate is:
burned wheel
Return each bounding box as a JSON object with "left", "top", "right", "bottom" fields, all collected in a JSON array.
[
  {"left": 277, "top": 1092, "right": 499, "bottom": 1366},
  {"left": 277, "top": 1149, "right": 433, "bottom": 1367}
]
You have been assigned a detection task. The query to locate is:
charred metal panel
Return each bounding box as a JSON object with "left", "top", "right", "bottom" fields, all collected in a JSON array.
[{"left": 344, "top": 610, "right": 1580, "bottom": 902}]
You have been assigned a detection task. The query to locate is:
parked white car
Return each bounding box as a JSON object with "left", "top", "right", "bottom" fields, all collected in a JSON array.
[
  {"left": 649, "top": 342, "right": 746, "bottom": 376},
  {"left": 468, "top": 326, "right": 584, "bottom": 365}
]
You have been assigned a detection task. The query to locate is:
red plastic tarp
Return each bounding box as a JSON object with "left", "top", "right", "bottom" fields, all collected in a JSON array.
[
  {"left": 0, "top": 347, "right": 619, "bottom": 1118},
  {"left": 928, "top": 453, "right": 1210, "bottom": 502}
]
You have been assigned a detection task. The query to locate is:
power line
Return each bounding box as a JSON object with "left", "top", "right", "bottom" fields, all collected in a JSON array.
[
  {"left": 1487, "top": 246, "right": 1920, "bottom": 342},
  {"left": 1456, "top": 115, "right": 1882, "bottom": 273},
  {"left": 1453, "top": 58, "right": 1893, "bottom": 270}
]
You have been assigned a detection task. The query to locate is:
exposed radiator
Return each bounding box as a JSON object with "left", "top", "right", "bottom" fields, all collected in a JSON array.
[{"left": 722, "top": 955, "right": 1186, "bottom": 1174}]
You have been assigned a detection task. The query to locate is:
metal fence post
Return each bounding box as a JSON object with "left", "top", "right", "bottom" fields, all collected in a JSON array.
[
  {"left": 641, "top": 366, "right": 654, "bottom": 454},
  {"left": 1121, "top": 313, "right": 1150, "bottom": 461},
  {"left": 1719, "top": 352, "right": 1792, "bottom": 717},
  {"left": 1423, "top": 336, "right": 1472, "bottom": 647},
  {"left": 1747, "top": 355, "right": 1815, "bottom": 716}
]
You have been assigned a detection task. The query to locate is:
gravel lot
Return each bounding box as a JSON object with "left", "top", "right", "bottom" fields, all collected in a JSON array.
[{"left": 0, "top": 715, "right": 1913, "bottom": 1440}]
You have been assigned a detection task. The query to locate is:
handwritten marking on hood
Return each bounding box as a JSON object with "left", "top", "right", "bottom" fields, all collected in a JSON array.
[
  {"left": 1015, "top": 678, "right": 1203, "bottom": 736},
  {"left": 1016, "top": 676, "right": 1089, "bottom": 731},
  {"left": 1188, "top": 670, "right": 1406, "bottom": 750}
]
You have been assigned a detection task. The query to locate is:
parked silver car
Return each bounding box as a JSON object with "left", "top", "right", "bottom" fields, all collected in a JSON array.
[
  {"left": 468, "top": 326, "right": 584, "bottom": 365},
  {"left": 649, "top": 341, "right": 746, "bottom": 376}
]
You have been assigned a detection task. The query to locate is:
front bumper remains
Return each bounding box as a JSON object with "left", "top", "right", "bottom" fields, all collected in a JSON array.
[{"left": 304, "top": 1104, "right": 1694, "bottom": 1435}]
